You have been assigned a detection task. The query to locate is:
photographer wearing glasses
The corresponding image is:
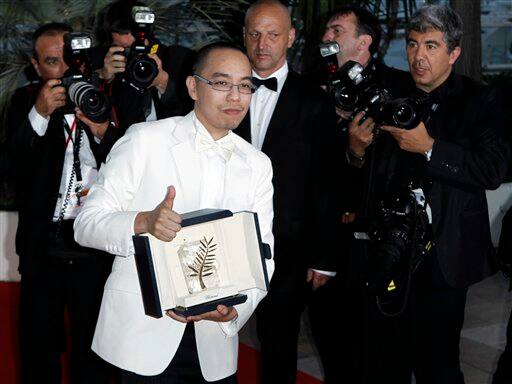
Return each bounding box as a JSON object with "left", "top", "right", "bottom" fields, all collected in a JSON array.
[{"left": 6, "top": 22, "right": 113, "bottom": 383}]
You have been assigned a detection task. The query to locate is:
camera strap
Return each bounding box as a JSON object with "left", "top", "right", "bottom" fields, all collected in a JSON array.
[
  {"left": 63, "top": 117, "right": 83, "bottom": 184},
  {"left": 64, "top": 116, "right": 77, "bottom": 148},
  {"left": 55, "top": 117, "right": 84, "bottom": 237},
  {"left": 103, "top": 81, "right": 120, "bottom": 129}
]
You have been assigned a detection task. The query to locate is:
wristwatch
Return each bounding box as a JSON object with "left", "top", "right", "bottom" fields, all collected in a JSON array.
[{"left": 424, "top": 148, "right": 433, "bottom": 161}]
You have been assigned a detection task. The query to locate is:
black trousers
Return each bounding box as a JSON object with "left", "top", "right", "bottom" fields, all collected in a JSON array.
[
  {"left": 19, "top": 252, "right": 111, "bottom": 384},
  {"left": 119, "top": 323, "right": 237, "bottom": 384},
  {"left": 492, "top": 306, "right": 512, "bottom": 384},
  {"left": 364, "top": 254, "right": 468, "bottom": 384},
  {"left": 256, "top": 283, "right": 309, "bottom": 384},
  {"left": 309, "top": 277, "right": 375, "bottom": 384},
  {"left": 308, "top": 221, "right": 359, "bottom": 384}
]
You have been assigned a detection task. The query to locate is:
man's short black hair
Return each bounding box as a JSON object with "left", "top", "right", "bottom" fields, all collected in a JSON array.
[
  {"left": 326, "top": 5, "right": 382, "bottom": 55},
  {"left": 95, "top": 0, "right": 146, "bottom": 46},
  {"left": 192, "top": 42, "right": 246, "bottom": 74},
  {"left": 32, "top": 22, "right": 72, "bottom": 60}
]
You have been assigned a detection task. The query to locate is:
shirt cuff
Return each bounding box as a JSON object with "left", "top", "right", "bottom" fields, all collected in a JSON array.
[
  {"left": 28, "top": 106, "right": 50, "bottom": 136},
  {"left": 312, "top": 269, "right": 336, "bottom": 277},
  {"left": 424, "top": 148, "right": 433, "bottom": 162},
  {"left": 218, "top": 316, "right": 239, "bottom": 337}
]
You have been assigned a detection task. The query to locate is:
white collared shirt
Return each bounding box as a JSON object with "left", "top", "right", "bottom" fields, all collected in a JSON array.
[
  {"left": 193, "top": 114, "right": 235, "bottom": 209},
  {"left": 28, "top": 107, "right": 98, "bottom": 220},
  {"left": 250, "top": 62, "right": 289, "bottom": 150},
  {"left": 249, "top": 66, "right": 336, "bottom": 278}
]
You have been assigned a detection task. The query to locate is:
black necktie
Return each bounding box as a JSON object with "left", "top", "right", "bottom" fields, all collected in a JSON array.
[{"left": 253, "top": 77, "right": 278, "bottom": 92}]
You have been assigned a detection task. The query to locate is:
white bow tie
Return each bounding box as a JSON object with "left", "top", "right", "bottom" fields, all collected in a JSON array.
[{"left": 194, "top": 133, "right": 235, "bottom": 162}]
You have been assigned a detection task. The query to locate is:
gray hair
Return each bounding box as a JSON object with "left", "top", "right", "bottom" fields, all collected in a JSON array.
[{"left": 406, "top": 5, "right": 463, "bottom": 52}]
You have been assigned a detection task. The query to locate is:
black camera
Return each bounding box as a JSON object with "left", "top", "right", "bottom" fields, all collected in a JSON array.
[
  {"left": 320, "top": 42, "right": 423, "bottom": 129},
  {"left": 122, "top": 6, "right": 159, "bottom": 91},
  {"left": 62, "top": 32, "right": 110, "bottom": 123},
  {"left": 355, "top": 182, "right": 431, "bottom": 314}
]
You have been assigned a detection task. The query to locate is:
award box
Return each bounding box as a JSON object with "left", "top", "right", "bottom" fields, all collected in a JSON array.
[{"left": 133, "top": 209, "right": 271, "bottom": 318}]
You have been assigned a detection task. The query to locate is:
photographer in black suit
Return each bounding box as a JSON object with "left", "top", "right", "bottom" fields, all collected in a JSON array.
[
  {"left": 92, "top": 0, "right": 194, "bottom": 142},
  {"left": 310, "top": 6, "right": 414, "bottom": 382},
  {"left": 347, "top": 5, "right": 509, "bottom": 383},
  {"left": 237, "top": 1, "right": 341, "bottom": 383},
  {"left": 6, "top": 23, "right": 112, "bottom": 383}
]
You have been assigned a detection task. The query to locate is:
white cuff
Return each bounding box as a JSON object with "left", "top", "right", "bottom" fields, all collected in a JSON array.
[
  {"left": 28, "top": 106, "right": 50, "bottom": 136},
  {"left": 218, "top": 316, "right": 239, "bottom": 338},
  {"left": 312, "top": 269, "right": 336, "bottom": 277},
  {"left": 424, "top": 148, "right": 433, "bottom": 162}
]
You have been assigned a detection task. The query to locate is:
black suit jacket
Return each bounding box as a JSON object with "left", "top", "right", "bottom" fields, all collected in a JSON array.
[
  {"left": 237, "top": 70, "right": 342, "bottom": 292},
  {"left": 423, "top": 73, "right": 509, "bottom": 287},
  {"left": 361, "top": 73, "right": 510, "bottom": 289},
  {"left": 6, "top": 84, "right": 108, "bottom": 274}
]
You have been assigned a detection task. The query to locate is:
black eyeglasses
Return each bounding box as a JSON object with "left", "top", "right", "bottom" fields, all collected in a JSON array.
[{"left": 193, "top": 74, "right": 256, "bottom": 94}]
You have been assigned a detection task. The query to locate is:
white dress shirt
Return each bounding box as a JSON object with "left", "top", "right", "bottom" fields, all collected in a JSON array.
[
  {"left": 193, "top": 114, "right": 235, "bottom": 208},
  {"left": 29, "top": 106, "right": 98, "bottom": 220},
  {"left": 249, "top": 65, "right": 335, "bottom": 278},
  {"left": 73, "top": 111, "right": 274, "bottom": 378},
  {"left": 250, "top": 62, "right": 288, "bottom": 150}
]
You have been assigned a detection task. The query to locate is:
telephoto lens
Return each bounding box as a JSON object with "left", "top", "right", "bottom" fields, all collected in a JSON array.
[{"left": 68, "top": 82, "right": 110, "bottom": 123}]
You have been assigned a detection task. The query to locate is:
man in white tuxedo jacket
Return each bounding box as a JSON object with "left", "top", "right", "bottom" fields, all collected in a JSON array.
[{"left": 74, "top": 42, "right": 274, "bottom": 383}]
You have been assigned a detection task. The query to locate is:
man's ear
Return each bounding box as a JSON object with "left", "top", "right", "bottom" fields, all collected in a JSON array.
[
  {"left": 31, "top": 57, "right": 41, "bottom": 77},
  {"left": 449, "top": 46, "right": 461, "bottom": 65},
  {"left": 186, "top": 76, "right": 197, "bottom": 101},
  {"left": 243, "top": 27, "right": 246, "bottom": 47},
  {"left": 287, "top": 27, "right": 296, "bottom": 48},
  {"left": 358, "top": 35, "right": 372, "bottom": 51}
]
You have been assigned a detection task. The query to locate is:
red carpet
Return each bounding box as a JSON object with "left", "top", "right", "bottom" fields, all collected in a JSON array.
[{"left": 0, "top": 282, "right": 322, "bottom": 384}]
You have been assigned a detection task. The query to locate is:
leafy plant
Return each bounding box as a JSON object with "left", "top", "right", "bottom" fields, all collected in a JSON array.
[
  {"left": 188, "top": 236, "right": 217, "bottom": 290},
  {"left": 0, "top": 0, "right": 250, "bottom": 138}
]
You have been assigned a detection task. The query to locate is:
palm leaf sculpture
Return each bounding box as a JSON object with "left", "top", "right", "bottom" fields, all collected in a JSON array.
[{"left": 188, "top": 236, "right": 217, "bottom": 290}]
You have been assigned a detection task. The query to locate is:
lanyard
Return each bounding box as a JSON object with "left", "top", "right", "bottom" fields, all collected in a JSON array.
[
  {"left": 64, "top": 117, "right": 77, "bottom": 149},
  {"left": 63, "top": 116, "right": 83, "bottom": 184}
]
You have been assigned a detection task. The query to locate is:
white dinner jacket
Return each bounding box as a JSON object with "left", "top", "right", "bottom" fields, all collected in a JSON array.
[{"left": 74, "top": 111, "right": 274, "bottom": 380}]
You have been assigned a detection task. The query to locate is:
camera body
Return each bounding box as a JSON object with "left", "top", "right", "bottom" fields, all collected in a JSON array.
[
  {"left": 320, "top": 42, "right": 424, "bottom": 129},
  {"left": 62, "top": 32, "right": 110, "bottom": 123},
  {"left": 362, "top": 183, "right": 431, "bottom": 309},
  {"left": 122, "top": 6, "right": 159, "bottom": 91}
]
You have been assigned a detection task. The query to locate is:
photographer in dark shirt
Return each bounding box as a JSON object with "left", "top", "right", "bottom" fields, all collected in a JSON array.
[
  {"left": 7, "top": 23, "right": 112, "bottom": 383},
  {"left": 92, "top": 0, "right": 194, "bottom": 142},
  {"left": 310, "top": 6, "right": 414, "bottom": 382},
  {"left": 348, "top": 5, "right": 509, "bottom": 383}
]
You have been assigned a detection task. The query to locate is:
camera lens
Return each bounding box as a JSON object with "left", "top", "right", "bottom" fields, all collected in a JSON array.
[
  {"left": 391, "top": 101, "right": 420, "bottom": 129},
  {"left": 333, "top": 85, "right": 358, "bottom": 110},
  {"left": 68, "top": 81, "right": 110, "bottom": 123},
  {"left": 126, "top": 55, "right": 158, "bottom": 90},
  {"left": 394, "top": 104, "right": 414, "bottom": 125}
]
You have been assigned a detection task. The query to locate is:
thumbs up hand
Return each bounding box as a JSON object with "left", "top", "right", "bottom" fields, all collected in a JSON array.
[{"left": 134, "top": 186, "right": 182, "bottom": 241}]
